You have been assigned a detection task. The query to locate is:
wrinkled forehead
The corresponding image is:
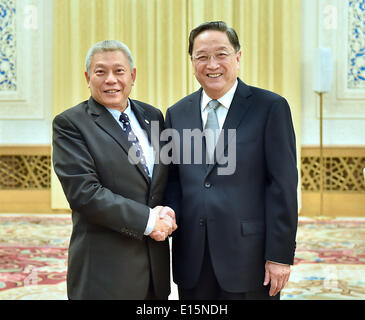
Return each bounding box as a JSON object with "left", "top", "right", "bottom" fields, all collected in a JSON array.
[
  {"left": 193, "top": 30, "right": 234, "bottom": 53},
  {"left": 90, "top": 51, "right": 130, "bottom": 68}
]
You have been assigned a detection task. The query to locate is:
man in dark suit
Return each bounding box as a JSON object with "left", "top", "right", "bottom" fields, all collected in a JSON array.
[
  {"left": 52, "top": 40, "right": 177, "bottom": 300},
  {"left": 164, "top": 21, "right": 298, "bottom": 300}
]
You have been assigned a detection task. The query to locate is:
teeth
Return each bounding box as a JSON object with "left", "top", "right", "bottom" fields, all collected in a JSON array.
[
  {"left": 208, "top": 74, "right": 221, "bottom": 78},
  {"left": 105, "top": 90, "right": 119, "bottom": 93}
]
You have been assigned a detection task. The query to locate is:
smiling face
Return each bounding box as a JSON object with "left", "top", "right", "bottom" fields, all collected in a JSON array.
[
  {"left": 85, "top": 50, "right": 136, "bottom": 111},
  {"left": 191, "top": 30, "right": 241, "bottom": 99}
]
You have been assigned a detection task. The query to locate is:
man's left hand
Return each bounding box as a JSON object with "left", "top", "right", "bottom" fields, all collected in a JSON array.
[{"left": 263, "top": 261, "right": 291, "bottom": 296}]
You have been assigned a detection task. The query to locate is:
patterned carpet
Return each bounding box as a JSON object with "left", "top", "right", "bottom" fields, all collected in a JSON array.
[
  {"left": 0, "top": 214, "right": 364, "bottom": 300},
  {"left": 282, "top": 217, "right": 365, "bottom": 299},
  {"left": 0, "top": 214, "right": 71, "bottom": 300}
]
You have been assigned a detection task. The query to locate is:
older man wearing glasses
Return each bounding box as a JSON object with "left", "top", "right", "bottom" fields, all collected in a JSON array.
[{"left": 164, "top": 21, "right": 298, "bottom": 300}]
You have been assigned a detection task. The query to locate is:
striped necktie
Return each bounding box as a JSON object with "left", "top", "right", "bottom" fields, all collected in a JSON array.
[{"left": 119, "top": 112, "right": 150, "bottom": 177}]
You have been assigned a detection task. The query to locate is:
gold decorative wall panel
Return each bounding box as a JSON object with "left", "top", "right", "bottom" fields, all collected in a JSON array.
[
  {"left": 0, "top": 155, "right": 51, "bottom": 189},
  {"left": 1, "top": 147, "right": 364, "bottom": 193},
  {"left": 0, "top": 146, "right": 52, "bottom": 213},
  {"left": 301, "top": 147, "right": 365, "bottom": 217},
  {"left": 0, "top": 146, "right": 364, "bottom": 216},
  {"left": 0, "top": 146, "right": 51, "bottom": 190},
  {"left": 301, "top": 156, "right": 365, "bottom": 192}
]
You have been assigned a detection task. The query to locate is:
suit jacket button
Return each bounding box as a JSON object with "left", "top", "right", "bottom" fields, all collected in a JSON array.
[{"left": 204, "top": 182, "right": 211, "bottom": 188}]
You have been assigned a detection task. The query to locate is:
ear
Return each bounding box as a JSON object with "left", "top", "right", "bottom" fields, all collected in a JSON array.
[
  {"left": 236, "top": 50, "right": 242, "bottom": 64},
  {"left": 235, "top": 51, "right": 242, "bottom": 72},
  {"left": 191, "top": 57, "right": 196, "bottom": 76},
  {"left": 85, "top": 71, "right": 90, "bottom": 88},
  {"left": 131, "top": 68, "right": 136, "bottom": 86}
]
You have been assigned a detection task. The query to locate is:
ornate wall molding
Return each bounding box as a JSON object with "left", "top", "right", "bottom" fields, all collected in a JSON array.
[
  {"left": 0, "top": 0, "right": 17, "bottom": 92},
  {"left": 347, "top": 0, "right": 365, "bottom": 89},
  {"left": 335, "top": 0, "right": 365, "bottom": 102},
  {"left": 0, "top": 0, "right": 52, "bottom": 119},
  {"left": 307, "top": 0, "right": 365, "bottom": 120}
]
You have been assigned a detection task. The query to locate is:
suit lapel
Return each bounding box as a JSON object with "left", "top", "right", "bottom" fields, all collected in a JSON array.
[
  {"left": 88, "top": 97, "right": 131, "bottom": 155},
  {"left": 88, "top": 97, "right": 150, "bottom": 183},
  {"left": 208, "top": 79, "right": 253, "bottom": 173},
  {"left": 185, "top": 89, "right": 211, "bottom": 168},
  {"left": 185, "top": 89, "right": 204, "bottom": 132},
  {"left": 131, "top": 100, "right": 152, "bottom": 142},
  {"left": 130, "top": 99, "right": 162, "bottom": 185},
  {"left": 131, "top": 100, "right": 172, "bottom": 190},
  {"left": 220, "top": 79, "right": 252, "bottom": 133}
]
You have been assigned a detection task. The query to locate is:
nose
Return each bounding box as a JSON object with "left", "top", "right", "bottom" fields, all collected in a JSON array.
[
  {"left": 105, "top": 71, "right": 117, "bottom": 84},
  {"left": 206, "top": 56, "right": 219, "bottom": 69}
]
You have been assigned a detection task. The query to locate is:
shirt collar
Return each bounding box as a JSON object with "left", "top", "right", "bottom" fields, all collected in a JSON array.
[
  {"left": 202, "top": 79, "right": 238, "bottom": 112},
  {"left": 105, "top": 99, "right": 132, "bottom": 120}
]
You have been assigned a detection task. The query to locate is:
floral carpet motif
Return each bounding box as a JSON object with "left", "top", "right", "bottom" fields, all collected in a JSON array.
[
  {"left": 282, "top": 217, "right": 365, "bottom": 300},
  {"left": 0, "top": 214, "right": 364, "bottom": 300},
  {"left": 0, "top": 214, "right": 71, "bottom": 300}
]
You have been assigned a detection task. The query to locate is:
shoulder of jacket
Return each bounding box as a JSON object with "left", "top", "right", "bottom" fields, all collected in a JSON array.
[
  {"left": 55, "top": 100, "right": 89, "bottom": 119},
  {"left": 248, "top": 85, "right": 286, "bottom": 103},
  {"left": 168, "top": 90, "right": 201, "bottom": 113},
  {"left": 131, "top": 99, "right": 162, "bottom": 115}
]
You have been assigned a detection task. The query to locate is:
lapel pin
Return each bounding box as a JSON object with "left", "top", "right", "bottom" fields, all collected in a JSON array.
[{"left": 144, "top": 119, "right": 150, "bottom": 124}]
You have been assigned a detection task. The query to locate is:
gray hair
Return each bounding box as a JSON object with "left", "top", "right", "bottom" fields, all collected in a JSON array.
[{"left": 85, "top": 40, "right": 134, "bottom": 75}]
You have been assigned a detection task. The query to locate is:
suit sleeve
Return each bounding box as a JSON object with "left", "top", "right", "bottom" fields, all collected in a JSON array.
[
  {"left": 52, "top": 113, "right": 149, "bottom": 240},
  {"left": 264, "top": 98, "right": 298, "bottom": 265}
]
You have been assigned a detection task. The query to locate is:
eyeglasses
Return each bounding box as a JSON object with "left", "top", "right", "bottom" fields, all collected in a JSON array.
[{"left": 192, "top": 51, "right": 235, "bottom": 64}]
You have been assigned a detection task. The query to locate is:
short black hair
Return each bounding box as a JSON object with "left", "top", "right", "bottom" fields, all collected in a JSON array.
[{"left": 188, "top": 21, "right": 241, "bottom": 56}]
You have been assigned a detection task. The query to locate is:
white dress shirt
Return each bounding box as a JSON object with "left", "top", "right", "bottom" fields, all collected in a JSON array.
[
  {"left": 106, "top": 100, "right": 157, "bottom": 235},
  {"left": 201, "top": 80, "right": 238, "bottom": 129}
]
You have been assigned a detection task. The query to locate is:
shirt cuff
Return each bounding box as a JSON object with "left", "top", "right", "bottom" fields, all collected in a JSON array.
[
  {"left": 267, "top": 260, "right": 289, "bottom": 266},
  {"left": 144, "top": 208, "right": 158, "bottom": 235}
]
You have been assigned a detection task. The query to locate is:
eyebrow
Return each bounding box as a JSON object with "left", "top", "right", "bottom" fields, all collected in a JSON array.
[
  {"left": 194, "top": 46, "right": 231, "bottom": 54},
  {"left": 94, "top": 63, "right": 126, "bottom": 69}
]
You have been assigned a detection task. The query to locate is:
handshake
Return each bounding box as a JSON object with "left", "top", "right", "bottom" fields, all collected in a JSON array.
[{"left": 149, "top": 206, "right": 178, "bottom": 241}]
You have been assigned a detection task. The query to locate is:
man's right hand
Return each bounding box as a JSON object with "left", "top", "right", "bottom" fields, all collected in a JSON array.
[{"left": 149, "top": 206, "right": 177, "bottom": 241}]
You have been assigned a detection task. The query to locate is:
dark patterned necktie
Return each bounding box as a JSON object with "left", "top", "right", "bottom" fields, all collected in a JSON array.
[{"left": 119, "top": 112, "right": 150, "bottom": 177}]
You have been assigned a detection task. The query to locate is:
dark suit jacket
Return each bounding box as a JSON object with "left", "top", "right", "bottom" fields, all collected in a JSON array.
[
  {"left": 164, "top": 78, "right": 298, "bottom": 293},
  {"left": 52, "top": 97, "right": 170, "bottom": 299}
]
